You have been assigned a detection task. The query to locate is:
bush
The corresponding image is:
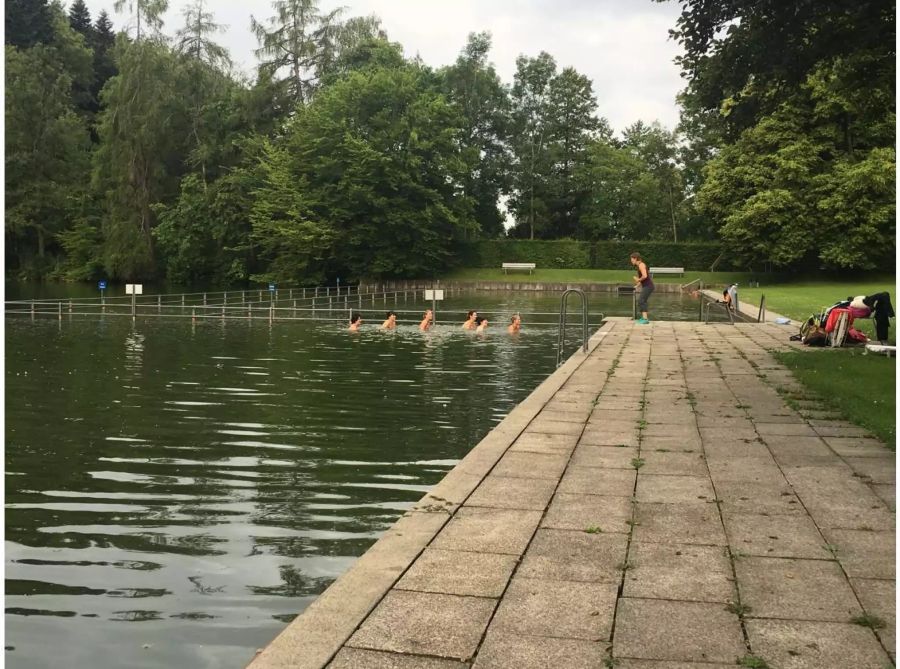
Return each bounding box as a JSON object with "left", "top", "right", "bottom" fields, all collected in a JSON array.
[{"left": 459, "top": 240, "right": 731, "bottom": 271}]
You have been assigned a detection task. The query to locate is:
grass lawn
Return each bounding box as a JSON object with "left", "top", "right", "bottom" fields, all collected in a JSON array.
[
  {"left": 737, "top": 277, "right": 896, "bottom": 343},
  {"left": 773, "top": 348, "right": 895, "bottom": 448},
  {"left": 442, "top": 267, "right": 760, "bottom": 285}
]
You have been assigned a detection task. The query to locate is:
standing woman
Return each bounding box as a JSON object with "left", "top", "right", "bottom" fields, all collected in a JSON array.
[{"left": 630, "top": 252, "right": 653, "bottom": 324}]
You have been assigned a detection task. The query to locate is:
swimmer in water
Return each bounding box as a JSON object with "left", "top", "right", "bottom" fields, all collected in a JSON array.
[
  {"left": 462, "top": 310, "right": 477, "bottom": 330},
  {"left": 508, "top": 314, "right": 521, "bottom": 334},
  {"left": 348, "top": 313, "right": 362, "bottom": 331},
  {"left": 419, "top": 309, "right": 433, "bottom": 331},
  {"left": 382, "top": 311, "right": 397, "bottom": 329},
  {"left": 476, "top": 316, "right": 489, "bottom": 333}
]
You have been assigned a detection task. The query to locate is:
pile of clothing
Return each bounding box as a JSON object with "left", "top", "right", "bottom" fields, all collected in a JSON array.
[{"left": 797, "top": 292, "right": 893, "bottom": 346}]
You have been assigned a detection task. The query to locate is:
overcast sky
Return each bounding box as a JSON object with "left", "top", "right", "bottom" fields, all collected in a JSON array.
[{"left": 80, "top": 0, "right": 686, "bottom": 132}]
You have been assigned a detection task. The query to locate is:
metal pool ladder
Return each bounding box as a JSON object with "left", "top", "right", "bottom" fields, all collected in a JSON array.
[{"left": 557, "top": 288, "right": 589, "bottom": 367}]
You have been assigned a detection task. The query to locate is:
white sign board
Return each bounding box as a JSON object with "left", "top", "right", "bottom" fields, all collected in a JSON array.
[
  {"left": 424, "top": 289, "right": 444, "bottom": 300},
  {"left": 125, "top": 284, "right": 143, "bottom": 295}
]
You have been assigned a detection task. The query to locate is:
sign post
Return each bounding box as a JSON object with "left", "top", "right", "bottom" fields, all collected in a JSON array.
[
  {"left": 98, "top": 280, "right": 107, "bottom": 311},
  {"left": 424, "top": 287, "right": 444, "bottom": 323},
  {"left": 125, "top": 283, "right": 143, "bottom": 320},
  {"left": 268, "top": 283, "right": 276, "bottom": 321}
]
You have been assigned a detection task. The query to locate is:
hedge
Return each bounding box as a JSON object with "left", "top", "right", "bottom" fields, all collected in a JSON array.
[{"left": 458, "top": 240, "right": 733, "bottom": 271}]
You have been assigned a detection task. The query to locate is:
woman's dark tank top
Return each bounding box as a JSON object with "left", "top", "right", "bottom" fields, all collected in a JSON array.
[{"left": 637, "top": 263, "right": 654, "bottom": 288}]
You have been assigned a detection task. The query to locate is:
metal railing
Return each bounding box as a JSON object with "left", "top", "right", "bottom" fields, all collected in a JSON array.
[
  {"left": 701, "top": 294, "right": 735, "bottom": 325},
  {"left": 557, "top": 289, "right": 591, "bottom": 368},
  {"left": 757, "top": 294, "right": 767, "bottom": 323}
]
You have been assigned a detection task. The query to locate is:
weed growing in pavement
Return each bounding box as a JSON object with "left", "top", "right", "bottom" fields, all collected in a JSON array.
[{"left": 850, "top": 614, "right": 885, "bottom": 629}]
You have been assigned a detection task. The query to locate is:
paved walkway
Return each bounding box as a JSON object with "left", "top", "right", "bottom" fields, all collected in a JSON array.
[{"left": 253, "top": 321, "right": 895, "bottom": 669}]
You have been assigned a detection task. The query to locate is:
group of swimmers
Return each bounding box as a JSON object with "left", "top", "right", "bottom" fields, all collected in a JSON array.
[{"left": 348, "top": 310, "right": 523, "bottom": 334}]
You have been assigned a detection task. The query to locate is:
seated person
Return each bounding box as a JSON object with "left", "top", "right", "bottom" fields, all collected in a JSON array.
[
  {"left": 476, "top": 316, "right": 489, "bottom": 333},
  {"left": 508, "top": 314, "right": 521, "bottom": 334},
  {"left": 348, "top": 314, "right": 362, "bottom": 331},
  {"left": 382, "top": 311, "right": 397, "bottom": 329},
  {"left": 419, "top": 309, "right": 433, "bottom": 331},
  {"left": 721, "top": 288, "right": 733, "bottom": 309},
  {"left": 462, "top": 310, "right": 477, "bottom": 330}
]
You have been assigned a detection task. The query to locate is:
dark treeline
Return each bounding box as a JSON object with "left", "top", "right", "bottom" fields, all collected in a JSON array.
[{"left": 5, "top": 0, "right": 895, "bottom": 284}]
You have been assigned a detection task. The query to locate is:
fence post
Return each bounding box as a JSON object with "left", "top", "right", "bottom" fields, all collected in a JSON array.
[{"left": 58, "top": 302, "right": 62, "bottom": 321}]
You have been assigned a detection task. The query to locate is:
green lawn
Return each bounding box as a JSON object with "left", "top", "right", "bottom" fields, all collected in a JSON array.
[
  {"left": 773, "top": 348, "right": 895, "bottom": 448},
  {"left": 442, "top": 267, "right": 760, "bottom": 285},
  {"left": 737, "top": 278, "right": 896, "bottom": 343}
]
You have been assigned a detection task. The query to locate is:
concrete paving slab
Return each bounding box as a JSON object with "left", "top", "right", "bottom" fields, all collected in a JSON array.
[
  {"left": 633, "top": 502, "right": 726, "bottom": 546},
  {"left": 472, "top": 630, "right": 606, "bottom": 669},
  {"left": 755, "top": 422, "right": 819, "bottom": 437},
  {"left": 579, "top": 423, "right": 639, "bottom": 448},
  {"left": 641, "top": 423, "right": 700, "bottom": 438},
  {"left": 490, "top": 452, "right": 569, "bottom": 480},
  {"left": 746, "top": 619, "right": 890, "bottom": 669},
  {"left": 821, "top": 528, "right": 895, "bottom": 579},
  {"left": 347, "top": 591, "right": 495, "bottom": 660},
  {"left": 638, "top": 435, "right": 703, "bottom": 452},
  {"left": 638, "top": 451, "right": 708, "bottom": 476},
  {"left": 871, "top": 483, "right": 895, "bottom": 511},
  {"left": 843, "top": 456, "right": 896, "bottom": 484},
  {"left": 490, "top": 577, "right": 617, "bottom": 641},
  {"left": 541, "top": 492, "right": 632, "bottom": 533},
  {"left": 328, "top": 648, "right": 469, "bottom": 669},
  {"left": 395, "top": 548, "right": 517, "bottom": 598},
  {"left": 518, "top": 528, "right": 627, "bottom": 583},
  {"left": 802, "top": 495, "right": 895, "bottom": 531},
  {"left": 569, "top": 444, "right": 637, "bottom": 469},
  {"left": 723, "top": 512, "right": 831, "bottom": 559},
  {"left": 590, "top": 408, "right": 643, "bottom": 423},
  {"left": 821, "top": 437, "right": 890, "bottom": 458},
  {"left": 624, "top": 542, "right": 734, "bottom": 603},
  {"left": 814, "top": 425, "right": 876, "bottom": 438},
  {"left": 536, "top": 409, "right": 592, "bottom": 423},
  {"left": 464, "top": 475, "right": 556, "bottom": 511},
  {"left": 851, "top": 577, "right": 895, "bottom": 657},
  {"left": 735, "top": 556, "right": 862, "bottom": 621},
  {"left": 715, "top": 480, "right": 805, "bottom": 516},
  {"left": 432, "top": 507, "right": 542, "bottom": 556},
  {"left": 614, "top": 598, "right": 745, "bottom": 663},
  {"left": 635, "top": 474, "right": 716, "bottom": 504},
  {"left": 558, "top": 466, "right": 637, "bottom": 497},
  {"left": 706, "top": 457, "right": 783, "bottom": 483},
  {"left": 527, "top": 418, "right": 585, "bottom": 436},
  {"left": 508, "top": 431, "right": 578, "bottom": 454},
  {"left": 615, "top": 662, "right": 734, "bottom": 669}
]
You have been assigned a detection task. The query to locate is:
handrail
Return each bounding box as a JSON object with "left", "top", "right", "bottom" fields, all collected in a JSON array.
[
  {"left": 557, "top": 289, "right": 589, "bottom": 368},
  {"left": 701, "top": 294, "right": 735, "bottom": 325},
  {"left": 757, "top": 294, "right": 766, "bottom": 323},
  {"left": 681, "top": 278, "right": 701, "bottom": 292}
]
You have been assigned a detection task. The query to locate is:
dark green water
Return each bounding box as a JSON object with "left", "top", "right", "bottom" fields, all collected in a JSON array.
[{"left": 5, "top": 290, "right": 703, "bottom": 668}]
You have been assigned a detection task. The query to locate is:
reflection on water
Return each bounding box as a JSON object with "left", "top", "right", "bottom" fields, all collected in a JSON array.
[{"left": 6, "top": 291, "right": 701, "bottom": 668}]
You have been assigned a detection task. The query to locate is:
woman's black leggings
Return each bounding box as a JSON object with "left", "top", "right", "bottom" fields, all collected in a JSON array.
[{"left": 638, "top": 285, "right": 654, "bottom": 312}]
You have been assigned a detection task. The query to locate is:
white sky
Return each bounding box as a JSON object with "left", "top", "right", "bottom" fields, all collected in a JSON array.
[{"left": 80, "top": 0, "right": 686, "bottom": 133}]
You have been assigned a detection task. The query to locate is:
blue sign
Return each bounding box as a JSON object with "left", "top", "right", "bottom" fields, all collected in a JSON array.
[
  {"left": 268, "top": 283, "right": 276, "bottom": 292},
  {"left": 98, "top": 280, "right": 107, "bottom": 290}
]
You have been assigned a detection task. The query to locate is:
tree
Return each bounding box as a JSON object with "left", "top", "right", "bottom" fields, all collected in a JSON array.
[
  {"left": 544, "top": 67, "right": 599, "bottom": 238},
  {"left": 93, "top": 37, "right": 193, "bottom": 278},
  {"left": 68, "top": 0, "right": 93, "bottom": 38},
  {"left": 251, "top": 0, "right": 344, "bottom": 106},
  {"left": 5, "top": 4, "right": 94, "bottom": 277},
  {"left": 508, "top": 52, "right": 557, "bottom": 239},
  {"left": 113, "top": 0, "right": 169, "bottom": 41},
  {"left": 176, "top": 0, "right": 230, "bottom": 69},
  {"left": 261, "top": 61, "right": 473, "bottom": 280},
  {"left": 440, "top": 32, "right": 510, "bottom": 239},
  {"left": 622, "top": 121, "right": 683, "bottom": 241},
  {"left": 6, "top": 0, "right": 54, "bottom": 48}
]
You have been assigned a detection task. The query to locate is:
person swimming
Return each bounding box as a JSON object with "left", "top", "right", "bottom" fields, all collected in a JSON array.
[
  {"left": 382, "top": 311, "right": 397, "bottom": 329},
  {"left": 348, "top": 313, "right": 362, "bottom": 331},
  {"left": 508, "top": 314, "right": 521, "bottom": 334},
  {"left": 419, "top": 309, "right": 433, "bottom": 331},
  {"left": 476, "top": 316, "right": 489, "bottom": 333},
  {"left": 462, "top": 310, "right": 477, "bottom": 330}
]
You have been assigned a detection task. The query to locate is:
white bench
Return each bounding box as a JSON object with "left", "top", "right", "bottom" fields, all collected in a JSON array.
[
  {"left": 649, "top": 267, "right": 684, "bottom": 277},
  {"left": 502, "top": 262, "right": 536, "bottom": 275}
]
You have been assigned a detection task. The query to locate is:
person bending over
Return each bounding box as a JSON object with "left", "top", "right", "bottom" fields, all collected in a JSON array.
[
  {"left": 419, "top": 309, "right": 433, "bottom": 331},
  {"left": 348, "top": 314, "right": 362, "bottom": 331},
  {"left": 382, "top": 311, "right": 397, "bottom": 329},
  {"left": 462, "top": 310, "right": 477, "bottom": 330}
]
